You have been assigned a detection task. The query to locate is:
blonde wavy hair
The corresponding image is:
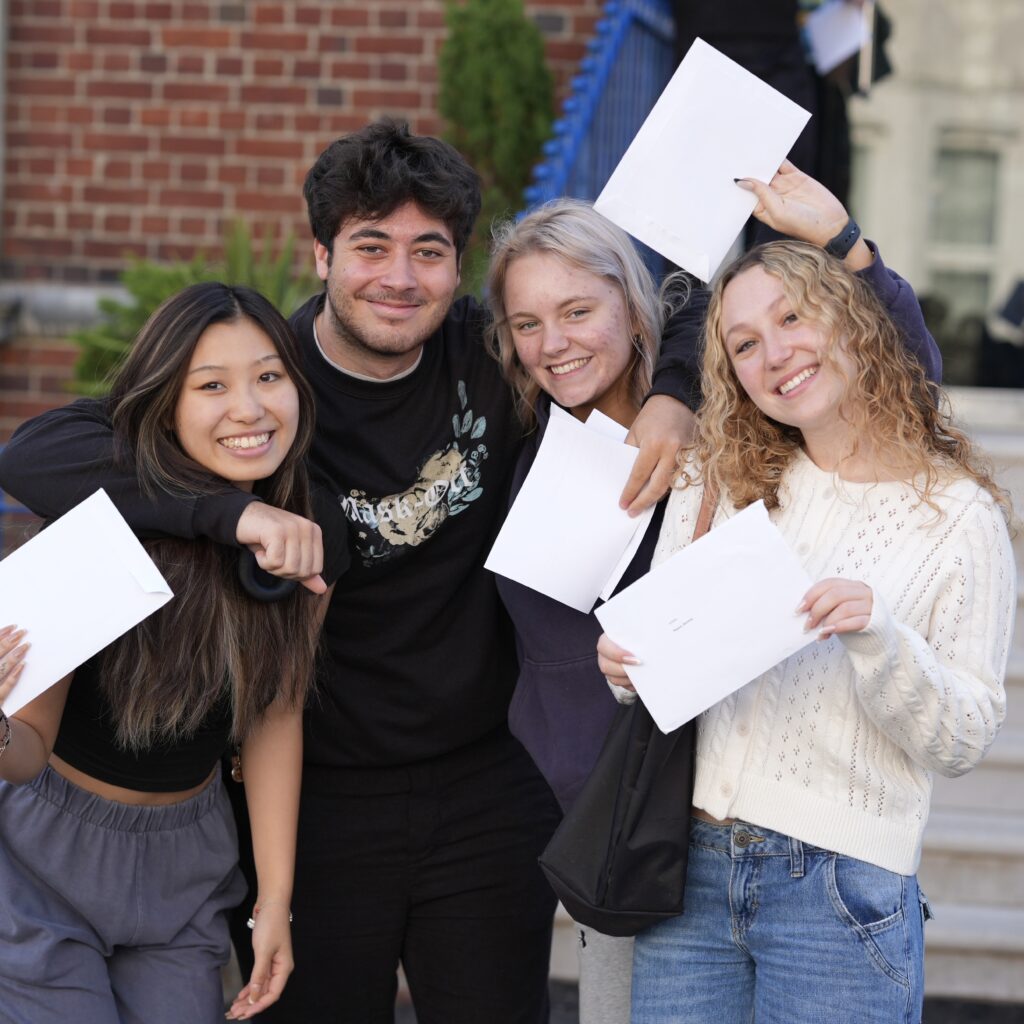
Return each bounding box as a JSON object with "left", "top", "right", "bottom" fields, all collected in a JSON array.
[
  {"left": 486, "top": 199, "right": 668, "bottom": 427},
  {"left": 694, "top": 241, "right": 1007, "bottom": 517}
]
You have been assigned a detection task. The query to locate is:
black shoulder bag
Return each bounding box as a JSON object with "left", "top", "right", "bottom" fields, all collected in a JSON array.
[{"left": 537, "top": 484, "right": 718, "bottom": 937}]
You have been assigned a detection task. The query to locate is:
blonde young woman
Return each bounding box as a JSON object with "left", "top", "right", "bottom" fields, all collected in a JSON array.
[
  {"left": 489, "top": 163, "right": 944, "bottom": 1024},
  {"left": 600, "top": 235, "right": 1014, "bottom": 1024}
]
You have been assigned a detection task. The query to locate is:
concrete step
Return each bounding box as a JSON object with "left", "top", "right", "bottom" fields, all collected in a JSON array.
[
  {"left": 924, "top": 903, "right": 1024, "bottom": 1001},
  {"left": 930, "top": 728, "right": 1024, "bottom": 814},
  {"left": 919, "top": 809, "right": 1024, "bottom": 907}
]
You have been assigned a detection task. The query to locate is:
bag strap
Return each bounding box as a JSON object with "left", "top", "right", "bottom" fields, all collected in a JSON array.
[{"left": 691, "top": 479, "right": 718, "bottom": 543}]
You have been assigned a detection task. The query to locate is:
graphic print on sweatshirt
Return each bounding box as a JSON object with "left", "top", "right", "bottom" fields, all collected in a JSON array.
[{"left": 339, "top": 380, "right": 489, "bottom": 565}]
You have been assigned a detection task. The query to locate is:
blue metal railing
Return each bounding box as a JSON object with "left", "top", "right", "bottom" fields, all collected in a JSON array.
[{"left": 524, "top": 0, "right": 675, "bottom": 208}]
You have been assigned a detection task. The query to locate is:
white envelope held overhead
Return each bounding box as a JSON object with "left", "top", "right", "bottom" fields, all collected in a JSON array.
[
  {"left": 594, "top": 37, "right": 811, "bottom": 282},
  {"left": 484, "top": 407, "right": 654, "bottom": 614},
  {"left": 0, "top": 489, "right": 174, "bottom": 715},
  {"left": 594, "top": 501, "right": 814, "bottom": 734}
]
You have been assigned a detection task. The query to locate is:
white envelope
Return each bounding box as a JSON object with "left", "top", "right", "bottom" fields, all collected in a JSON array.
[
  {"left": 594, "top": 500, "right": 814, "bottom": 733},
  {"left": 804, "top": 0, "right": 870, "bottom": 76},
  {"left": 485, "top": 407, "right": 654, "bottom": 614},
  {"left": 0, "top": 489, "right": 174, "bottom": 715},
  {"left": 594, "top": 38, "right": 811, "bottom": 282}
]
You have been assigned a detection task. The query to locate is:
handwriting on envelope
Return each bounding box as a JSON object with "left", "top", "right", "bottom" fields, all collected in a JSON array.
[
  {"left": 0, "top": 489, "right": 174, "bottom": 715},
  {"left": 594, "top": 38, "right": 811, "bottom": 282},
  {"left": 594, "top": 500, "right": 814, "bottom": 734}
]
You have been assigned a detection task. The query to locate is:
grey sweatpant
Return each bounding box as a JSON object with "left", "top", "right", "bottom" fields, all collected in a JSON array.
[
  {"left": 0, "top": 765, "right": 246, "bottom": 1024},
  {"left": 576, "top": 922, "right": 634, "bottom": 1024}
]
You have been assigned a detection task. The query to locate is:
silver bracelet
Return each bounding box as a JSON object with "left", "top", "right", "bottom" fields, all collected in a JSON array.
[{"left": 0, "top": 711, "right": 10, "bottom": 759}]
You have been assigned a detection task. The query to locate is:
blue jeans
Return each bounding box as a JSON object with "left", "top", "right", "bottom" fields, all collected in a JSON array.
[{"left": 632, "top": 818, "right": 927, "bottom": 1024}]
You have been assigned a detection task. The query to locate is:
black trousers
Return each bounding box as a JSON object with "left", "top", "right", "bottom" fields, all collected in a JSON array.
[{"left": 258, "top": 726, "right": 561, "bottom": 1024}]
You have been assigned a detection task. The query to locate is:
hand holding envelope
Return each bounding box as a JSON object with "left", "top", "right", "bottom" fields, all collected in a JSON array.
[
  {"left": 594, "top": 38, "right": 811, "bottom": 281},
  {"left": 595, "top": 501, "right": 815, "bottom": 734},
  {"left": 0, "top": 489, "right": 173, "bottom": 715}
]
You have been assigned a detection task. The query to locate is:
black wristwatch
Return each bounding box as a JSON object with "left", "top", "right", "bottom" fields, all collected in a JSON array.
[{"left": 824, "top": 217, "right": 861, "bottom": 260}]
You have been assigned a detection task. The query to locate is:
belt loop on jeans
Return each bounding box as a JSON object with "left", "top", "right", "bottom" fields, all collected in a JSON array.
[{"left": 789, "top": 835, "right": 805, "bottom": 878}]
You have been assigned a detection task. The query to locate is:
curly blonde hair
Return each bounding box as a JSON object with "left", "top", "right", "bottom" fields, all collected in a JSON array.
[
  {"left": 485, "top": 199, "right": 665, "bottom": 427},
  {"left": 694, "top": 241, "right": 1008, "bottom": 517}
]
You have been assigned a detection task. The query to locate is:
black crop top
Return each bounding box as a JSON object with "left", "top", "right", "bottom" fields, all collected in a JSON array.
[{"left": 51, "top": 486, "right": 350, "bottom": 791}]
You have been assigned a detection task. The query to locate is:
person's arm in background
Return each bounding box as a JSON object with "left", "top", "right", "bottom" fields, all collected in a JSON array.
[{"left": 0, "top": 398, "right": 327, "bottom": 592}]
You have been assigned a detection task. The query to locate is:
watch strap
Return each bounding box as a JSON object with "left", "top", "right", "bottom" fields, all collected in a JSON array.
[{"left": 824, "top": 217, "right": 861, "bottom": 260}]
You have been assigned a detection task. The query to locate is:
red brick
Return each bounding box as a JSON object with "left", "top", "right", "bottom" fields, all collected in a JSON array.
[
  {"left": 353, "top": 89, "right": 422, "bottom": 108},
  {"left": 0, "top": 346, "right": 78, "bottom": 367},
  {"left": 86, "top": 80, "right": 152, "bottom": 99},
  {"left": 378, "top": 9, "right": 408, "bottom": 28},
  {"left": 103, "top": 159, "right": 134, "bottom": 178},
  {"left": 329, "top": 8, "right": 369, "bottom": 26},
  {"left": 140, "top": 53, "right": 169, "bottom": 73},
  {"left": 141, "top": 215, "right": 170, "bottom": 234},
  {"left": 330, "top": 60, "right": 372, "bottom": 78},
  {"left": 85, "top": 26, "right": 152, "bottom": 46},
  {"left": 239, "top": 85, "right": 307, "bottom": 105},
  {"left": 9, "top": 78, "right": 76, "bottom": 98},
  {"left": 158, "top": 242, "right": 203, "bottom": 261},
  {"left": 235, "top": 191, "right": 302, "bottom": 214},
  {"left": 158, "top": 188, "right": 224, "bottom": 209},
  {"left": 161, "top": 28, "right": 232, "bottom": 48},
  {"left": 293, "top": 59, "right": 322, "bottom": 78},
  {"left": 216, "top": 56, "right": 244, "bottom": 75},
  {"left": 141, "top": 161, "right": 172, "bottom": 181},
  {"left": 176, "top": 55, "right": 206, "bottom": 74},
  {"left": 218, "top": 165, "right": 248, "bottom": 185},
  {"left": 295, "top": 113, "right": 322, "bottom": 133},
  {"left": 254, "top": 4, "right": 286, "bottom": 24},
  {"left": 381, "top": 62, "right": 409, "bottom": 81},
  {"left": 163, "top": 82, "right": 231, "bottom": 103},
  {"left": 8, "top": 129, "right": 73, "bottom": 149},
  {"left": 181, "top": 3, "right": 210, "bottom": 18},
  {"left": 66, "top": 51, "right": 95, "bottom": 72},
  {"left": 252, "top": 58, "right": 285, "bottom": 77},
  {"left": 105, "top": 52, "right": 134, "bottom": 72},
  {"left": 29, "top": 52, "right": 59, "bottom": 70},
  {"left": 352, "top": 36, "right": 423, "bottom": 55},
  {"left": 178, "top": 217, "right": 208, "bottom": 234},
  {"left": 180, "top": 162, "right": 208, "bottom": 182},
  {"left": 83, "top": 185, "right": 150, "bottom": 205},
  {"left": 317, "top": 35, "right": 347, "bottom": 53},
  {"left": 83, "top": 132, "right": 150, "bottom": 152},
  {"left": 157, "top": 135, "right": 225, "bottom": 156},
  {"left": 140, "top": 107, "right": 172, "bottom": 127},
  {"left": 25, "top": 104, "right": 60, "bottom": 124},
  {"left": 240, "top": 30, "right": 308, "bottom": 51},
  {"left": 68, "top": 0, "right": 100, "bottom": 15},
  {"left": 254, "top": 112, "right": 285, "bottom": 131},
  {"left": 234, "top": 138, "right": 295, "bottom": 159},
  {"left": 256, "top": 165, "right": 285, "bottom": 186},
  {"left": 24, "top": 0, "right": 62, "bottom": 14},
  {"left": 415, "top": 9, "right": 445, "bottom": 29},
  {"left": 66, "top": 157, "right": 94, "bottom": 176},
  {"left": 144, "top": 1, "right": 174, "bottom": 16},
  {"left": 83, "top": 240, "right": 148, "bottom": 260},
  {"left": 27, "top": 210, "right": 56, "bottom": 229},
  {"left": 218, "top": 111, "right": 247, "bottom": 131},
  {"left": 103, "top": 213, "right": 133, "bottom": 232},
  {"left": 295, "top": 6, "right": 322, "bottom": 25},
  {"left": 66, "top": 105, "right": 94, "bottom": 125},
  {"left": 11, "top": 24, "right": 75, "bottom": 44},
  {"left": 27, "top": 156, "right": 57, "bottom": 175},
  {"left": 178, "top": 109, "right": 211, "bottom": 128},
  {"left": 103, "top": 107, "right": 133, "bottom": 125}
]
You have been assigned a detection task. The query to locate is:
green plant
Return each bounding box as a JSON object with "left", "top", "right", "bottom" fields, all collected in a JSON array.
[
  {"left": 438, "top": 0, "right": 554, "bottom": 296},
  {"left": 72, "top": 221, "right": 318, "bottom": 395}
]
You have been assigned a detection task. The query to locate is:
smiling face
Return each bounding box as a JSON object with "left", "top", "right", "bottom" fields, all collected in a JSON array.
[
  {"left": 721, "top": 265, "right": 856, "bottom": 458},
  {"left": 173, "top": 317, "right": 300, "bottom": 491},
  {"left": 313, "top": 201, "right": 461, "bottom": 379},
  {"left": 503, "top": 252, "right": 637, "bottom": 426}
]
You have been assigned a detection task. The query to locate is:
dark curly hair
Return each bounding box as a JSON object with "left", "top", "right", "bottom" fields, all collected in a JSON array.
[{"left": 303, "top": 119, "right": 482, "bottom": 259}]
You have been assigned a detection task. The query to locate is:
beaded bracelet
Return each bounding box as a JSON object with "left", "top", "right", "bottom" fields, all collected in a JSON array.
[
  {"left": 0, "top": 711, "right": 11, "bottom": 759},
  {"left": 246, "top": 901, "right": 294, "bottom": 929}
]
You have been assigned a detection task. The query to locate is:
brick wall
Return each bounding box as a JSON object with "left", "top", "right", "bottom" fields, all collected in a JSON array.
[
  {"left": 3, "top": 0, "right": 604, "bottom": 285},
  {"left": 0, "top": 336, "right": 77, "bottom": 442}
]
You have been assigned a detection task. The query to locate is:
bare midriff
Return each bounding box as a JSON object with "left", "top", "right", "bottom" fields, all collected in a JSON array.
[
  {"left": 48, "top": 754, "right": 216, "bottom": 806},
  {"left": 691, "top": 807, "right": 738, "bottom": 826}
]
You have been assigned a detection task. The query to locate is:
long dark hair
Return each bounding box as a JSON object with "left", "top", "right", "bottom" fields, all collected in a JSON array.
[{"left": 102, "top": 282, "right": 320, "bottom": 750}]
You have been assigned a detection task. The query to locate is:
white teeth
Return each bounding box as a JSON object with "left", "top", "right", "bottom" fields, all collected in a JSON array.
[
  {"left": 219, "top": 432, "right": 270, "bottom": 450},
  {"left": 778, "top": 367, "right": 817, "bottom": 395},
  {"left": 550, "top": 357, "right": 590, "bottom": 376}
]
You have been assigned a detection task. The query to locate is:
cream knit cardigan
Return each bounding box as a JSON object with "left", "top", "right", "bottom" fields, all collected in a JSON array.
[{"left": 654, "top": 451, "right": 1015, "bottom": 874}]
